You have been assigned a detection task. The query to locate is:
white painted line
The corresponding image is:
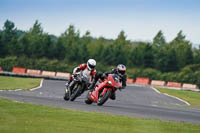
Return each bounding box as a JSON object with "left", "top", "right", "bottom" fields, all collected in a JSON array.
[
  {"left": 30, "top": 79, "right": 44, "bottom": 91},
  {"left": 163, "top": 93, "right": 190, "bottom": 106},
  {"left": 127, "top": 84, "right": 150, "bottom": 87},
  {"left": 13, "top": 100, "right": 24, "bottom": 103},
  {"left": 151, "top": 87, "right": 161, "bottom": 94},
  {"left": 0, "top": 79, "right": 44, "bottom": 92},
  {"left": 151, "top": 87, "right": 190, "bottom": 106},
  {"left": 14, "top": 89, "right": 22, "bottom": 91}
]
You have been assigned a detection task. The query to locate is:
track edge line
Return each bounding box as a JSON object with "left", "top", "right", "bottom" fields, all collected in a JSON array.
[
  {"left": 151, "top": 87, "right": 190, "bottom": 106},
  {"left": 30, "top": 79, "right": 44, "bottom": 91}
]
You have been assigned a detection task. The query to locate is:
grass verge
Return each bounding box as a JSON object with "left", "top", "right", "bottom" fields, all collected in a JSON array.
[
  {"left": 0, "top": 98, "right": 200, "bottom": 133},
  {"left": 0, "top": 76, "right": 41, "bottom": 90},
  {"left": 156, "top": 88, "right": 200, "bottom": 107}
]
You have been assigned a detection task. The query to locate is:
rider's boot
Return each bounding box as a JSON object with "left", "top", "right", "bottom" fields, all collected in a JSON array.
[
  {"left": 110, "top": 92, "right": 116, "bottom": 100},
  {"left": 88, "top": 82, "right": 96, "bottom": 92}
]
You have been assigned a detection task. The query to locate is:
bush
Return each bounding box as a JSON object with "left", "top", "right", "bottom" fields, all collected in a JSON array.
[
  {"left": 140, "top": 68, "right": 161, "bottom": 80},
  {"left": 127, "top": 68, "right": 161, "bottom": 80},
  {"left": 194, "top": 71, "right": 200, "bottom": 88},
  {"left": 0, "top": 56, "right": 18, "bottom": 71},
  {"left": 0, "top": 56, "right": 199, "bottom": 88},
  {"left": 126, "top": 68, "right": 141, "bottom": 79}
]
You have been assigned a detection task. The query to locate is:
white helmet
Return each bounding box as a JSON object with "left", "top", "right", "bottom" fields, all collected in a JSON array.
[
  {"left": 87, "top": 59, "right": 96, "bottom": 70},
  {"left": 117, "top": 64, "right": 126, "bottom": 77}
]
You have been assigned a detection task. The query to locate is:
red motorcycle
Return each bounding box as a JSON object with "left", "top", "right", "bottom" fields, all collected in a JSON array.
[{"left": 85, "top": 74, "right": 121, "bottom": 106}]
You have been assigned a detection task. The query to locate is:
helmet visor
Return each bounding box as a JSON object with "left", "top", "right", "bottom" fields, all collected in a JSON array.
[
  {"left": 118, "top": 70, "right": 125, "bottom": 75},
  {"left": 88, "top": 64, "right": 95, "bottom": 69}
]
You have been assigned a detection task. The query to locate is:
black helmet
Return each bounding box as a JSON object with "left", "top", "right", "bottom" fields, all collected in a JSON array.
[{"left": 117, "top": 64, "right": 126, "bottom": 77}]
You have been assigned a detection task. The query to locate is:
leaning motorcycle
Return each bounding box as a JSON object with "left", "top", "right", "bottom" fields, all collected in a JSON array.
[
  {"left": 85, "top": 73, "right": 121, "bottom": 106},
  {"left": 64, "top": 71, "right": 90, "bottom": 101}
]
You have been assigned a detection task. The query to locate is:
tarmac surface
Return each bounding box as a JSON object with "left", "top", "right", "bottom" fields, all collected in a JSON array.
[{"left": 1, "top": 79, "right": 200, "bottom": 124}]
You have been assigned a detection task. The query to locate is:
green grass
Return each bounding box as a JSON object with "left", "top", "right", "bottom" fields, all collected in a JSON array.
[
  {"left": 0, "top": 76, "right": 41, "bottom": 90},
  {"left": 0, "top": 98, "right": 199, "bottom": 133},
  {"left": 157, "top": 88, "right": 200, "bottom": 107}
]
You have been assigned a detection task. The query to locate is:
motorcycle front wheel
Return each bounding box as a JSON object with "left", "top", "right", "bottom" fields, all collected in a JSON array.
[
  {"left": 63, "top": 88, "right": 70, "bottom": 101},
  {"left": 85, "top": 92, "right": 93, "bottom": 104},
  {"left": 70, "top": 84, "right": 82, "bottom": 101},
  {"left": 97, "top": 89, "right": 111, "bottom": 106}
]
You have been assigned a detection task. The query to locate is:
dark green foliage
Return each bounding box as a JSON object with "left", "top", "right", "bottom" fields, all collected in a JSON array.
[
  {"left": 155, "top": 44, "right": 178, "bottom": 72},
  {"left": 0, "top": 20, "right": 200, "bottom": 87},
  {"left": 0, "top": 56, "right": 70, "bottom": 72},
  {"left": 0, "top": 20, "right": 18, "bottom": 57},
  {"left": 193, "top": 47, "right": 200, "bottom": 64},
  {"left": 153, "top": 30, "right": 166, "bottom": 46}
]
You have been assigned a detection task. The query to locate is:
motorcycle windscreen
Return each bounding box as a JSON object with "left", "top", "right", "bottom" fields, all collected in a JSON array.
[{"left": 107, "top": 74, "right": 121, "bottom": 87}]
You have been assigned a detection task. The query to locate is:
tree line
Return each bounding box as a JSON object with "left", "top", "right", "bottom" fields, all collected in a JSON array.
[{"left": 0, "top": 20, "right": 200, "bottom": 87}]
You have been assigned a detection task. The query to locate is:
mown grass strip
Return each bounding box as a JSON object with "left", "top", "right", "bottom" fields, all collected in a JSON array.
[
  {"left": 0, "top": 76, "right": 41, "bottom": 90},
  {"left": 157, "top": 88, "right": 200, "bottom": 107},
  {"left": 0, "top": 98, "right": 200, "bottom": 133}
]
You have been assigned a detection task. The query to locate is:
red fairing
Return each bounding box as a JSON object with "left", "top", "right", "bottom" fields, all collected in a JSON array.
[
  {"left": 89, "top": 74, "right": 121, "bottom": 103},
  {"left": 90, "top": 81, "right": 107, "bottom": 102}
]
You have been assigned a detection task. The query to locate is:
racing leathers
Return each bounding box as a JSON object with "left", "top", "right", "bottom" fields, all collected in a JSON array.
[
  {"left": 88, "top": 68, "right": 127, "bottom": 100},
  {"left": 67, "top": 63, "right": 96, "bottom": 90}
]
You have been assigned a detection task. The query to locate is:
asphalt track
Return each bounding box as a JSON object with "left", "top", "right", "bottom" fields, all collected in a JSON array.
[{"left": 0, "top": 79, "right": 200, "bottom": 124}]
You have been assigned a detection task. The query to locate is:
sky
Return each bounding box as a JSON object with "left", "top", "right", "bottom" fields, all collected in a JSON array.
[{"left": 0, "top": 0, "right": 200, "bottom": 47}]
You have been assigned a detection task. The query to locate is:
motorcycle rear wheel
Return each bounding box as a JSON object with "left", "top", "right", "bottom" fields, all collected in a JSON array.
[{"left": 97, "top": 89, "right": 111, "bottom": 106}]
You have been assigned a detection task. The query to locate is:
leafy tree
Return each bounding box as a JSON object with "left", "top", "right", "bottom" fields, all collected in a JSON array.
[
  {"left": 153, "top": 30, "right": 166, "bottom": 46},
  {"left": 143, "top": 43, "right": 154, "bottom": 68},
  {"left": 156, "top": 44, "right": 178, "bottom": 72},
  {"left": 0, "top": 20, "right": 18, "bottom": 56},
  {"left": 18, "top": 20, "right": 57, "bottom": 59},
  {"left": 170, "top": 31, "right": 193, "bottom": 69},
  {"left": 40, "top": 34, "right": 57, "bottom": 58},
  {"left": 59, "top": 25, "right": 81, "bottom": 62},
  {"left": 87, "top": 37, "right": 106, "bottom": 62},
  {"left": 18, "top": 20, "right": 44, "bottom": 58},
  {"left": 128, "top": 42, "right": 154, "bottom": 68},
  {"left": 110, "top": 31, "right": 128, "bottom": 65},
  {"left": 0, "top": 30, "right": 4, "bottom": 57},
  {"left": 56, "top": 38, "right": 66, "bottom": 60},
  {"left": 80, "top": 31, "right": 92, "bottom": 61},
  {"left": 30, "top": 20, "right": 43, "bottom": 35},
  {"left": 172, "top": 30, "right": 185, "bottom": 43},
  {"left": 128, "top": 43, "right": 145, "bottom": 67},
  {"left": 1, "top": 20, "right": 200, "bottom": 87},
  {"left": 193, "top": 47, "right": 200, "bottom": 64}
]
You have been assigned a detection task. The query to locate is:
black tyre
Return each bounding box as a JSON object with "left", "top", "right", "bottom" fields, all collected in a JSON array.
[
  {"left": 63, "top": 91, "right": 70, "bottom": 101},
  {"left": 97, "top": 89, "right": 111, "bottom": 106},
  {"left": 70, "top": 85, "right": 82, "bottom": 101},
  {"left": 85, "top": 92, "right": 93, "bottom": 104}
]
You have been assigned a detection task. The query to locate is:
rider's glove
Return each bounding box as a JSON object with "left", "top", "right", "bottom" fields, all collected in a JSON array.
[
  {"left": 72, "top": 73, "right": 77, "bottom": 78},
  {"left": 102, "top": 73, "right": 107, "bottom": 79}
]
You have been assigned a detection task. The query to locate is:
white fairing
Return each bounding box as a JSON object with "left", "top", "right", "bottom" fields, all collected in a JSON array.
[
  {"left": 82, "top": 69, "right": 91, "bottom": 82},
  {"left": 73, "top": 67, "right": 78, "bottom": 74}
]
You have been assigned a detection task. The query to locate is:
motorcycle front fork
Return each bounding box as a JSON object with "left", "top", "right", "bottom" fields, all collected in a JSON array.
[{"left": 65, "top": 80, "right": 74, "bottom": 93}]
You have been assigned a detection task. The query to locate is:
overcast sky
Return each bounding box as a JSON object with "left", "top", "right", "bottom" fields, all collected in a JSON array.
[{"left": 0, "top": 0, "right": 200, "bottom": 47}]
